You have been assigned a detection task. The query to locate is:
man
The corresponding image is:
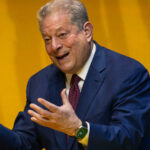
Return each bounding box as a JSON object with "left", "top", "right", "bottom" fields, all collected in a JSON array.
[{"left": 0, "top": 0, "right": 150, "bottom": 149}]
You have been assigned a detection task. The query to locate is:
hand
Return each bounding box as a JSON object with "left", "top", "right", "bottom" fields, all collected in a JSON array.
[{"left": 27, "top": 88, "right": 82, "bottom": 136}]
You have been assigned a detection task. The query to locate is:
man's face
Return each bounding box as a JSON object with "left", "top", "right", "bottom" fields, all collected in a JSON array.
[{"left": 40, "top": 12, "right": 92, "bottom": 74}]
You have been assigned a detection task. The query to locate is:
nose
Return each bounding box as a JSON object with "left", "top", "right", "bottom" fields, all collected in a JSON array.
[{"left": 51, "top": 37, "right": 62, "bottom": 51}]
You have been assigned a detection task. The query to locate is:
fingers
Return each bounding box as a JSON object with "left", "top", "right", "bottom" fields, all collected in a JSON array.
[
  {"left": 61, "top": 88, "right": 69, "bottom": 105},
  {"left": 29, "top": 103, "right": 51, "bottom": 119},
  {"left": 28, "top": 109, "right": 49, "bottom": 126},
  {"left": 28, "top": 97, "right": 59, "bottom": 122},
  {"left": 38, "top": 98, "right": 58, "bottom": 112},
  {"left": 28, "top": 89, "right": 70, "bottom": 125},
  {"left": 28, "top": 109, "right": 46, "bottom": 122}
]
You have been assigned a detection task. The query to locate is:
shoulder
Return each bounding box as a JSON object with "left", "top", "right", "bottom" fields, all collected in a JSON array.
[
  {"left": 94, "top": 42, "right": 150, "bottom": 88},
  {"left": 95, "top": 42, "right": 148, "bottom": 73},
  {"left": 28, "top": 64, "right": 64, "bottom": 85}
]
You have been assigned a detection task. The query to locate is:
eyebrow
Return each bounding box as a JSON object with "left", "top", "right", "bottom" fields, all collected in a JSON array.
[
  {"left": 41, "top": 25, "right": 71, "bottom": 37},
  {"left": 56, "top": 27, "right": 68, "bottom": 32}
]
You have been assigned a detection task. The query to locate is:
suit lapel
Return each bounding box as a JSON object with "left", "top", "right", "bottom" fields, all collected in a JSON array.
[
  {"left": 67, "top": 43, "right": 106, "bottom": 149},
  {"left": 77, "top": 43, "right": 106, "bottom": 120},
  {"left": 76, "top": 67, "right": 105, "bottom": 120}
]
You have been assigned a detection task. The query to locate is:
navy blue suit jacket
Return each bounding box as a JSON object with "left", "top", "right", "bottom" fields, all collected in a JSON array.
[{"left": 0, "top": 42, "right": 150, "bottom": 150}]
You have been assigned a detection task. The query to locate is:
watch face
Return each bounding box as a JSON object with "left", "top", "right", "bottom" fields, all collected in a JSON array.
[{"left": 76, "top": 127, "right": 88, "bottom": 139}]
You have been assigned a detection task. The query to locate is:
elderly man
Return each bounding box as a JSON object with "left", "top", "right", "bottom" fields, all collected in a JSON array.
[{"left": 0, "top": 0, "right": 150, "bottom": 150}]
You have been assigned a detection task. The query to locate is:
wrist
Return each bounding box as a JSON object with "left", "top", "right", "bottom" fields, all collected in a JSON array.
[
  {"left": 75, "top": 121, "right": 88, "bottom": 140},
  {"left": 71, "top": 119, "right": 82, "bottom": 136}
]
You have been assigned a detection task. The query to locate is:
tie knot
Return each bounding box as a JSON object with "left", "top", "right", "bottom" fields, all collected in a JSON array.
[{"left": 70, "top": 74, "right": 81, "bottom": 86}]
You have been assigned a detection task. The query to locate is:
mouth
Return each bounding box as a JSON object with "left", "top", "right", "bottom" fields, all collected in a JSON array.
[{"left": 56, "top": 52, "right": 69, "bottom": 60}]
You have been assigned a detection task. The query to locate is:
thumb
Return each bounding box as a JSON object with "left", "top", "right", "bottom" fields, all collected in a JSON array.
[{"left": 61, "top": 88, "right": 70, "bottom": 105}]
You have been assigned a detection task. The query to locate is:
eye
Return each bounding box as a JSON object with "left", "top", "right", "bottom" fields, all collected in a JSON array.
[
  {"left": 44, "top": 37, "right": 51, "bottom": 43},
  {"left": 59, "top": 33, "right": 67, "bottom": 38}
]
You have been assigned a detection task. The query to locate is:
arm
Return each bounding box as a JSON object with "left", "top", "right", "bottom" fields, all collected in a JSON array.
[
  {"left": 0, "top": 124, "right": 22, "bottom": 150},
  {"left": 0, "top": 112, "right": 41, "bottom": 150},
  {"left": 0, "top": 78, "right": 41, "bottom": 150},
  {"left": 88, "top": 65, "right": 150, "bottom": 150}
]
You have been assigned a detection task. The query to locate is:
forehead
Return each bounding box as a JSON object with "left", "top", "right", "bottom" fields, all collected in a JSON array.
[{"left": 40, "top": 12, "right": 73, "bottom": 34}]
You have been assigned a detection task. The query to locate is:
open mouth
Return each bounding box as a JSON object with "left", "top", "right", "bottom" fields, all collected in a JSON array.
[{"left": 56, "top": 53, "right": 69, "bottom": 60}]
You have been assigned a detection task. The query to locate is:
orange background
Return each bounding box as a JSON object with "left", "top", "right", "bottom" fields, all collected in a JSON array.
[{"left": 0, "top": 0, "right": 150, "bottom": 128}]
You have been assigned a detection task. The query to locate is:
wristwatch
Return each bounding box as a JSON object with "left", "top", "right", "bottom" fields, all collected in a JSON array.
[{"left": 75, "top": 122, "right": 88, "bottom": 140}]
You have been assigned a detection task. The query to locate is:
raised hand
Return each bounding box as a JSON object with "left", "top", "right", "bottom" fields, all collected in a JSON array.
[{"left": 28, "top": 88, "right": 82, "bottom": 136}]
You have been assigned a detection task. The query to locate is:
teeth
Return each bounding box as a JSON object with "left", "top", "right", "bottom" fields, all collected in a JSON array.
[{"left": 57, "top": 53, "right": 69, "bottom": 59}]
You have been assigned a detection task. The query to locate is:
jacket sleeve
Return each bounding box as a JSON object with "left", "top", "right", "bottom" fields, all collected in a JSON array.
[
  {"left": 0, "top": 78, "right": 41, "bottom": 150},
  {"left": 87, "top": 65, "right": 150, "bottom": 150}
]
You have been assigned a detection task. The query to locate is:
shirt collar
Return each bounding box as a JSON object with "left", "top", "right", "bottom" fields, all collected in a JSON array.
[{"left": 66, "top": 43, "right": 96, "bottom": 82}]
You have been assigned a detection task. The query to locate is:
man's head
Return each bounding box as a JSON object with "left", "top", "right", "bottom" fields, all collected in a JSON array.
[{"left": 37, "top": 0, "right": 93, "bottom": 74}]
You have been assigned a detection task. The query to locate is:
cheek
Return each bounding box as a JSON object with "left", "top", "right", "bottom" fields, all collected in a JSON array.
[
  {"left": 75, "top": 43, "right": 90, "bottom": 64},
  {"left": 45, "top": 46, "right": 52, "bottom": 55},
  {"left": 63, "top": 34, "right": 78, "bottom": 47}
]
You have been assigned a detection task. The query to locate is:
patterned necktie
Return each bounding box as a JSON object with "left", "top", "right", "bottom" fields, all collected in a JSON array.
[{"left": 69, "top": 74, "right": 81, "bottom": 110}]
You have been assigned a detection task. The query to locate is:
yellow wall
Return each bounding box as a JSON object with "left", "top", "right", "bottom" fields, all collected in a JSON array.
[{"left": 0, "top": 0, "right": 150, "bottom": 128}]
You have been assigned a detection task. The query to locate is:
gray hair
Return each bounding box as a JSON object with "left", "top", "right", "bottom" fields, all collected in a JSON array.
[{"left": 37, "top": 0, "right": 89, "bottom": 30}]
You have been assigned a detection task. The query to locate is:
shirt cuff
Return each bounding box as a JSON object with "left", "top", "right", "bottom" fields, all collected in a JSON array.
[{"left": 77, "top": 122, "right": 90, "bottom": 146}]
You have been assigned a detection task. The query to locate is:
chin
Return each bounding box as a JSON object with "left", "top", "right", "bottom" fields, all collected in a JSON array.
[
  {"left": 60, "top": 67, "right": 75, "bottom": 74},
  {"left": 58, "top": 64, "right": 75, "bottom": 74},
  {"left": 61, "top": 70, "right": 73, "bottom": 74}
]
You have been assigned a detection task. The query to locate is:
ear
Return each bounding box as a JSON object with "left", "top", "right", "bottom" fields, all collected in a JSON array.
[{"left": 83, "top": 21, "right": 93, "bottom": 42}]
